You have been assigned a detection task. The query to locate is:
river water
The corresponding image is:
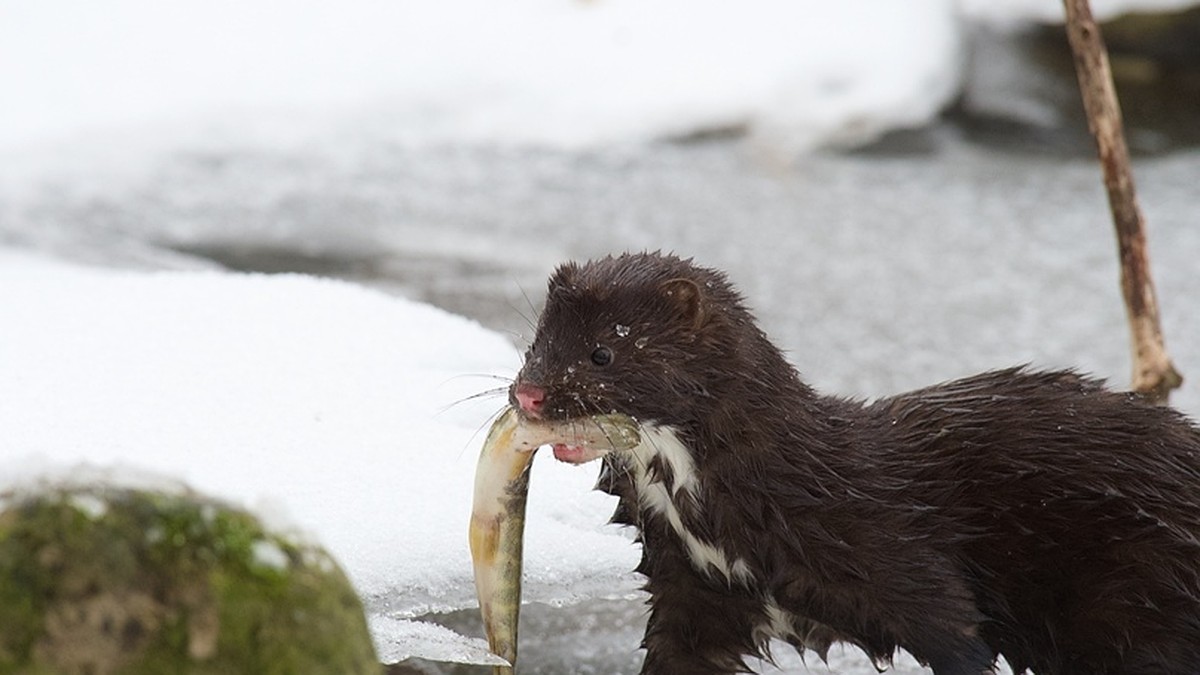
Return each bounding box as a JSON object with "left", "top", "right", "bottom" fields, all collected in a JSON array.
[{"left": 7, "top": 109, "right": 1197, "bottom": 411}]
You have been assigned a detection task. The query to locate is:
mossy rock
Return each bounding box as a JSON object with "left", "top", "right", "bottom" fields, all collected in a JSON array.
[{"left": 0, "top": 482, "right": 381, "bottom": 675}]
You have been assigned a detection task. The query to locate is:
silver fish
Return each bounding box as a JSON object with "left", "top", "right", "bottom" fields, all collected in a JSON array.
[{"left": 469, "top": 406, "right": 641, "bottom": 674}]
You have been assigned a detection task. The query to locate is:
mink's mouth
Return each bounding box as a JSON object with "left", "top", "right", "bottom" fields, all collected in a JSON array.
[
  {"left": 550, "top": 442, "right": 608, "bottom": 465},
  {"left": 507, "top": 405, "right": 639, "bottom": 464}
]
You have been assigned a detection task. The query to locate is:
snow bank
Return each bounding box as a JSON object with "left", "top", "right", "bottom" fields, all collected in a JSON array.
[
  {"left": 0, "top": 249, "right": 640, "bottom": 664},
  {"left": 0, "top": 0, "right": 960, "bottom": 154},
  {"left": 4, "top": 0, "right": 1194, "bottom": 156}
]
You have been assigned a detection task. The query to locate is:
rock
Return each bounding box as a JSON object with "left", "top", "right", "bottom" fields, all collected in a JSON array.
[
  {"left": 952, "top": 10, "right": 1200, "bottom": 157},
  {"left": 0, "top": 482, "right": 381, "bottom": 674},
  {"left": 1103, "top": 6, "right": 1200, "bottom": 75}
]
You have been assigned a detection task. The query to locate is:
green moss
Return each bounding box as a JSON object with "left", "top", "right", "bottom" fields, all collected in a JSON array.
[{"left": 0, "top": 485, "right": 380, "bottom": 675}]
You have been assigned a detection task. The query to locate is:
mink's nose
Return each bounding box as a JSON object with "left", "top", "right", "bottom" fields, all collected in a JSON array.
[{"left": 514, "top": 382, "right": 546, "bottom": 417}]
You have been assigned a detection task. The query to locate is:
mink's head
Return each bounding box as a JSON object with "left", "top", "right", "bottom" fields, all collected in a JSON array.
[{"left": 510, "top": 252, "right": 768, "bottom": 428}]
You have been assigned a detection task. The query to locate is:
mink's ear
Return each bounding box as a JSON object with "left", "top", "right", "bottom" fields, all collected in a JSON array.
[{"left": 659, "top": 277, "right": 706, "bottom": 330}]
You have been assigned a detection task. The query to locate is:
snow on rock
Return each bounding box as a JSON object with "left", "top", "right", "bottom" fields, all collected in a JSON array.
[
  {"left": 0, "top": 0, "right": 961, "bottom": 154},
  {"left": 0, "top": 248, "right": 640, "bottom": 663},
  {"left": 0, "top": 472, "right": 380, "bottom": 673}
]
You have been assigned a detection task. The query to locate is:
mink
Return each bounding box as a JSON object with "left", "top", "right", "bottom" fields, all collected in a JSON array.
[{"left": 509, "top": 251, "right": 1200, "bottom": 675}]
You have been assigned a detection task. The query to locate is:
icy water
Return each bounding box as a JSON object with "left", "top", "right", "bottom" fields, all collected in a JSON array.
[
  {"left": 7, "top": 123, "right": 1198, "bottom": 410},
  {"left": 5, "top": 26, "right": 1199, "bottom": 675}
]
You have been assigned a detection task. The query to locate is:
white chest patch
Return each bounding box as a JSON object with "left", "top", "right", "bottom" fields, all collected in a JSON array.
[
  {"left": 628, "top": 424, "right": 754, "bottom": 586},
  {"left": 752, "top": 596, "right": 798, "bottom": 644}
]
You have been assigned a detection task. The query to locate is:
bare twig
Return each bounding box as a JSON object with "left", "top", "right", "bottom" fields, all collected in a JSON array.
[{"left": 1061, "top": 0, "right": 1183, "bottom": 403}]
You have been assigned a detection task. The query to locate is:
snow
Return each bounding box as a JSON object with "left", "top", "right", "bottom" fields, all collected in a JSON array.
[
  {"left": 250, "top": 539, "right": 291, "bottom": 571},
  {"left": 5, "top": 0, "right": 1195, "bottom": 158},
  {"left": 370, "top": 616, "right": 508, "bottom": 667},
  {"left": 3, "top": 0, "right": 1195, "bottom": 184},
  {"left": 1, "top": 0, "right": 964, "bottom": 155},
  {"left": 0, "top": 248, "right": 637, "bottom": 664}
]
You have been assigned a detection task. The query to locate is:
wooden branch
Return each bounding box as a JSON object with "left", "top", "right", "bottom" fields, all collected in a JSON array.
[{"left": 1061, "top": 0, "right": 1183, "bottom": 403}]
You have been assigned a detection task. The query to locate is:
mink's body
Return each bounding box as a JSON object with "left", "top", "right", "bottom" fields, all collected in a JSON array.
[{"left": 509, "top": 252, "right": 1200, "bottom": 675}]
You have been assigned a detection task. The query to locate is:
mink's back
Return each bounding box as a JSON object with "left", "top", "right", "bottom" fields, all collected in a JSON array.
[{"left": 853, "top": 367, "right": 1200, "bottom": 673}]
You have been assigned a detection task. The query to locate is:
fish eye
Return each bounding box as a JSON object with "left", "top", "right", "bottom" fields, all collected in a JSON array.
[{"left": 590, "top": 346, "right": 613, "bottom": 367}]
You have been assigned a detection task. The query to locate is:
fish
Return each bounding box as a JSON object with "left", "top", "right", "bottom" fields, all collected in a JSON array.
[{"left": 469, "top": 406, "right": 641, "bottom": 674}]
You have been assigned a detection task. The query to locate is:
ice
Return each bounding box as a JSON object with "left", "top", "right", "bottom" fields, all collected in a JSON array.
[
  {"left": 370, "top": 616, "right": 508, "bottom": 667},
  {"left": 0, "top": 248, "right": 641, "bottom": 663}
]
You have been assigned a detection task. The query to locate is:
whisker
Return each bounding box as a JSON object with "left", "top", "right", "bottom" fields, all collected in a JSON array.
[
  {"left": 593, "top": 415, "right": 619, "bottom": 453},
  {"left": 517, "top": 283, "right": 540, "bottom": 326},
  {"left": 437, "top": 386, "right": 510, "bottom": 417},
  {"left": 511, "top": 306, "right": 536, "bottom": 335},
  {"left": 570, "top": 399, "right": 607, "bottom": 450},
  {"left": 572, "top": 396, "right": 649, "bottom": 476},
  {"left": 581, "top": 400, "right": 625, "bottom": 454},
  {"left": 443, "top": 373, "right": 515, "bottom": 385},
  {"left": 498, "top": 327, "right": 527, "bottom": 343},
  {"left": 508, "top": 283, "right": 540, "bottom": 337},
  {"left": 617, "top": 430, "right": 651, "bottom": 477},
  {"left": 457, "top": 404, "right": 508, "bottom": 459}
]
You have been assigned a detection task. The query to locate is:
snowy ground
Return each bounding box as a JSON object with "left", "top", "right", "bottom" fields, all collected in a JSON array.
[
  {"left": 2, "top": 0, "right": 962, "bottom": 156},
  {"left": 0, "top": 249, "right": 647, "bottom": 664},
  {"left": 4, "top": 0, "right": 1190, "bottom": 157}
]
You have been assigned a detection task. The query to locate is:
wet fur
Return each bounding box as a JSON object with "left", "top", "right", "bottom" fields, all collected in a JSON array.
[{"left": 511, "top": 252, "right": 1200, "bottom": 674}]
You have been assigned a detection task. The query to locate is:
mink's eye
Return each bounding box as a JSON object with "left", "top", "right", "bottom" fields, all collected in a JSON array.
[{"left": 591, "top": 346, "right": 613, "bottom": 367}]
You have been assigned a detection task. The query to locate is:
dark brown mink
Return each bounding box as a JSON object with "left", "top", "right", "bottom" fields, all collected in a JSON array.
[{"left": 508, "top": 251, "right": 1200, "bottom": 675}]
